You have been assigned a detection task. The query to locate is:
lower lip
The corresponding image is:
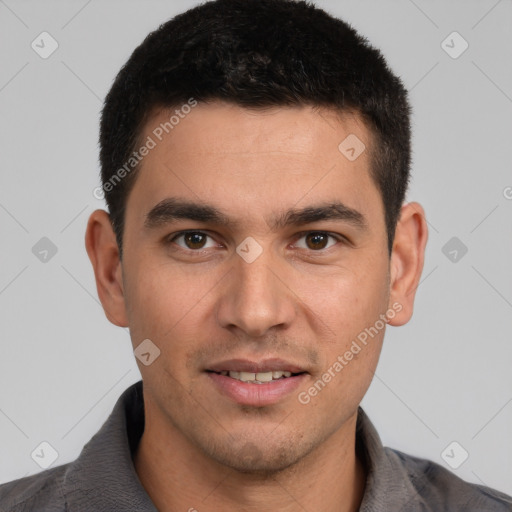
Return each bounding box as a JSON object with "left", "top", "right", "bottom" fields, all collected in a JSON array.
[{"left": 207, "top": 372, "right": 307, "bottom": 406}]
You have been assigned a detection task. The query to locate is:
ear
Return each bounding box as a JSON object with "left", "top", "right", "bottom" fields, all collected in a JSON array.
[
  {"left": 85, "top": 209, "right": 129, "bottom": 327},
  {"left": 387, "top": 202, "right": 428, "bottom": 326}
]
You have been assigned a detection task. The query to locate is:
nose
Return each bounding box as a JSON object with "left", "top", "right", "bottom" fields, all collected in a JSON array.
[{"left": 216, "top": 249, "right": 297, "bottom": 338}]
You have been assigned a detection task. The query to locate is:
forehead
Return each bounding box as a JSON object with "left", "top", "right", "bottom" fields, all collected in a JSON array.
[
  {"left": 142, "top": 101, "right": 369, "bottom": 159},
  {"left": 126, "top": 101, "right": 384, "bottom": 231}
]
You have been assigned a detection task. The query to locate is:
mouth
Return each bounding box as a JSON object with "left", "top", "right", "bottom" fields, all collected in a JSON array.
[
  {"left": 205, "top": 358, "right": 309, "bottom": 406},
  {"left": 207, "top": 369, "right": 304, "bottom": 384}
]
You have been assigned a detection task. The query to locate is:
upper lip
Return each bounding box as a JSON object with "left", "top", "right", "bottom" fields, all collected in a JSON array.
[{"left": 206, "top": 358, "right": 308, "bottom": 374}]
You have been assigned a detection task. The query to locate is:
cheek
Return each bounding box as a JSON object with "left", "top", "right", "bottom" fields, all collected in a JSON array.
[
  {"left": 302, "top": 257, "right": 389, "bottom": 340},
  {"left": 124, "top": 259, "right": 205, "bottom": 342},
  {"left": 305, "top": 275, "right": 388, "bottom": 414},
  {"left": 125, "top": 265, "right": 208, "bottom": 393}
]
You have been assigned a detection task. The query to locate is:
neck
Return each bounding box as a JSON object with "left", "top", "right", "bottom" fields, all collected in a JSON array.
[{"left": 134, "top": 405, "right": 366, "bottom": 512}]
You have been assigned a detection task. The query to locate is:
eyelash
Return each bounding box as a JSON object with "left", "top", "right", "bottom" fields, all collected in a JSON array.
[{"left": 166, "top": 230, "right": 346, "bottom": 253}]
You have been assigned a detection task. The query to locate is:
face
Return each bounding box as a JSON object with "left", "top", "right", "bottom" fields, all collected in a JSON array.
[{"left": 90, "top": 102, "right": 418, "bottom": 474}]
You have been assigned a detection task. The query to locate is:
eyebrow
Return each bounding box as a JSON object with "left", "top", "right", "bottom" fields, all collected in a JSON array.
[{"left": 144, "top": 197, "right": 368, "bottom": 232}]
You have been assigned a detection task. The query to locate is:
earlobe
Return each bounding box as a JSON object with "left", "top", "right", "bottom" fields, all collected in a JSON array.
[
  {"left": 85, "top": 209, "right": 129, "bottom": 327},
  {"left": 387, "top": 202, "right": 428, "bottom": 327}
]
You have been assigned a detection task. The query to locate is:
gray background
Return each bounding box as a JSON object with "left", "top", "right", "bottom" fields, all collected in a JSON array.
[{"left": 1, "top": 0, "right": 511, "bottom": 497}]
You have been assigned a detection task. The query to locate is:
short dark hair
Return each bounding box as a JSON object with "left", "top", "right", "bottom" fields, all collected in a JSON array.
[{"left": 99, "top": 0, "right": 411, "bottom": 259}]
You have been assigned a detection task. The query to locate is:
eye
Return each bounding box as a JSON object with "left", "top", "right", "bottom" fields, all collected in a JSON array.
[
  {"left": 169, "top": 231, "right": 219, "bottom": 250},
  {"left": 293, "top": 231, "right": 340, "bottom": 251}
]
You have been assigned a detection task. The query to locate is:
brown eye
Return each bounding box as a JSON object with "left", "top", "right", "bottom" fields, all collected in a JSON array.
[
  {"left": 183, "top": 232, "right": 207, "bottom": 249},
  {"left": 305, "top": 232, "right": 329, "bottom": 250},
  {"left": 294, "top": 231, "right": 339, "bottom": 251},
  {"left": 169, "top": 231, "right": 217, "bottom": 251}
]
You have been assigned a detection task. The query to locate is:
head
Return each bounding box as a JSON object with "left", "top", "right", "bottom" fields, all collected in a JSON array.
[{"left": 86, "top": 0, "right": 427, "bottom": 475}]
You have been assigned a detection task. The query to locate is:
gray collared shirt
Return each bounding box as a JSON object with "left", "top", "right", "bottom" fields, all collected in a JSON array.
[{"left": 1, "top": 380, "right": 511, "bottom": 511}]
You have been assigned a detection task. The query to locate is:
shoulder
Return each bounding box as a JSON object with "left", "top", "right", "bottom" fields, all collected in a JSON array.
[
  {"left": 386, "top": 447, "right": 512, "bottom": 511},
  {"left": 0, "top": 464, "right": 69, "bottom": 512}
]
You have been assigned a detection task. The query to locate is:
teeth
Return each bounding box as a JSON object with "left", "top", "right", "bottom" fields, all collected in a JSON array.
[
  {"left": 239, "top": 371, "right": 256, "bottom": 382},
  {"left": 224, "top": 370, "right": 295, "bottom": 383},
  {"left": 256, "top": 372, "right": 273, "bottom": 382}
]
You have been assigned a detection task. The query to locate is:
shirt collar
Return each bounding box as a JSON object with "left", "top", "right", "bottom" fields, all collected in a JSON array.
[
  {"left": 63, "top": 380, "right": 157, "bottom": 511},
  {"left": 356, "top": 406, "right": 427, "bottom": 511}
]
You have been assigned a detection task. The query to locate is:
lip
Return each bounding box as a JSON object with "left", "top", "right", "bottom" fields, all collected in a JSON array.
[
  {"left": 206, "top": 358, "right": 309, "bottom": 407},
  {"left": 207, "top": 371, "right": 308, "bottom": 407},
  {"left": 206, "top": 358, "right": 307, "bottom": 374}
]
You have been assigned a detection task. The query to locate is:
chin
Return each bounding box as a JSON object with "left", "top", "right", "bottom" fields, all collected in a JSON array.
[{"left": 204, "top": 437, "right": 312, "bottom": 476}]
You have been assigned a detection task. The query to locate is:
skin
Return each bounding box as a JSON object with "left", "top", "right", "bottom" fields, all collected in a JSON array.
[{"left": 85, "top": 102, "right": 428, "bottom": 512}]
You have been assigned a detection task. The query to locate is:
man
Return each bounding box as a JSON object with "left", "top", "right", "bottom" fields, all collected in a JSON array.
[{"left": 1, "top": 0, "right": 511, "bottom": 510}]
